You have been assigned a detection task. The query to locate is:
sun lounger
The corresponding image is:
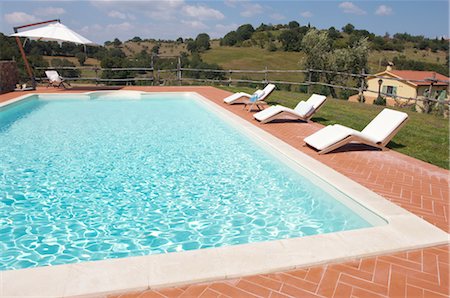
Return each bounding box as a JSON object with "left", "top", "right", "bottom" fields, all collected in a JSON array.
[
  {"left": 223, "top": 84, "right": 276, "bottom": 105},
  {"left": 45, "top": 70, "right": 70, "bottom": 89},
  {"left": 253, "top": 94, "right": 327, "bottom": 124},
  {"left": 304, "top": 108, "right": 408, "bottom": 154}
]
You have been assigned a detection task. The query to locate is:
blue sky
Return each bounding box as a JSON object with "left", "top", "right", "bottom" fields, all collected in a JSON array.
[{"left": 1, "top": 1, "right": 448, "bottom": 43}]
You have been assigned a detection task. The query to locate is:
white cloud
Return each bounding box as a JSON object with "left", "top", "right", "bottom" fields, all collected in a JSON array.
[
  {"left": 215, "top": 23, "right": 238, "bottom": 32},
  {"left": 240, "top": 3, "right": 263, "bottom": 17},
  {"left": 300, "top": 11, "right": 313, "bottom": 18},
  {"left": 224, "top": 0, "right": 238, "bottom": 8},
  {"left": 106, "top": 22, "right": 134, "bottom": 32},
  {"left": 375, "top": 5, "right": 393, "bottom": 16},
  {"left": 91, "top": 0, "right": 185, "bottom": 21},
  {"left": 270, "top": 13, "right": 285, "bottom": 21},
  {"left": 182, "top": 5, "right": 225, "bottom": 20},
  {"left": 80, "top": 24, "right": 103, "bottom": 35},
  {"left": 107, "top": 10, "right": 127, "bottom": 19},
  {"left": 4, "top": 12, "right": 39, "bottom": 25},
  {"left": 34, "top": 7, "right": 66, "bottom": 16},
  {"left": 339, "top": 2, "right": 367, "bottom": 15},
  {"left": 181, "top": 20, "right": 208, "bottom": 30},
  {"left": 209, "top": 23, "right": 239, "bottom": 38}
]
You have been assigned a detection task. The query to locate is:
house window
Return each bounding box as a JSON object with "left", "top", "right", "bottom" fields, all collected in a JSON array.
[{"left": 382, "top": 85, "right": 397, "bottom": 96}]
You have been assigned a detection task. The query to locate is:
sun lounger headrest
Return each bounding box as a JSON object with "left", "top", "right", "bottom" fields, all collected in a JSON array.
[
  {"left": 306, "top": 94, "right": 327, "bottom": 109},
  {"left": 361, "top": 109, "right": 408, "bottom": 143},
  {"left": 294, "top": 101, "right": 314, "bottom": 116},
  {"left": 262, "top": 84, "right": 276, "bottom": 95}
]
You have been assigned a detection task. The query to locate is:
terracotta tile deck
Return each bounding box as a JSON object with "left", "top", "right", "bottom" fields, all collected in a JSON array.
[{"left": 1, "top": 86, "right": 449, "bottom": 297}]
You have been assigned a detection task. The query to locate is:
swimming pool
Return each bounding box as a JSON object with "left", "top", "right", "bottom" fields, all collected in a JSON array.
[
  {"left": 0, "top": 92, "right": 383, "bottom": 270},
  {"left": 1, "top": 90, "right": 447, "bottom": 297}
]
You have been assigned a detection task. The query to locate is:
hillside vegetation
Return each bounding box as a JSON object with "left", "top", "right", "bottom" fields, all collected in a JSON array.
[{"left": 202, "top": 42, "right": 447, "bottom": 74}]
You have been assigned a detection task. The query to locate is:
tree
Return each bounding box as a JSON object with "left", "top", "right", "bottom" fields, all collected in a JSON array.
[
  {"left": 288, "top": 21, "right": 300, "bottom": 29},
  {"left": 278, "top": 29, "right": 302, "bottom": 51},
  {"left": 186, "top": 40, "right": 197, "bottom": 53},
  {"left": 342, "top": 23, "right": 355, "bottom": 34},
  {"left": 151, "top": 44, "right": 160, "bottom": 55},
  {"left": 176, "top": 37, "right": 183, "bottom": 43},
  {"left": 130, "top": 36, "right": 142, "bottom": 42},
  {"left": 112, "top": 38, "right": 122, "bottom": 47},
  {"left": 75, "top": 52, "right": 86, "bottom": 66},
  {"left": 251, "top": 31, "right": 269, "bottom": 48},
  {"left": 221, "top": 31, "right": 239, "bottom": 46},
  {"left": 195, "top": 33, "right": 211, "bottom": 52},
  {"left": 301, "top": 29, "right": 331, "bottom": 74},
  {"left": 327, "top": 27, "right": 341, "bottom": 40},
  {"left": 236, "top": 24, "right": 255, "bottom": 41},
  {"left": 256, "top": 23, "right": 272, "bottom": 32},
  {"left": 302, "top": 29, "right": 369, "bottom": 98}
]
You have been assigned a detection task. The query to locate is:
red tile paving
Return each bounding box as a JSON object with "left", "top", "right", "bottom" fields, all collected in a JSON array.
[{"left": 1, "top": 86, "right": 448, "bottom": 297}]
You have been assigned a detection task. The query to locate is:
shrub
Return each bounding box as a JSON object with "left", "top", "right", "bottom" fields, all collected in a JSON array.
[
  {"left": 267, "top": 42, "right": 277, "bottom": 52},
  {"left": 373, "top": 95, "right": 386, "bottom": 106},
  {"left": 339, "top": 89, "right": 358, "bottom": 100},
  {"left": 298, "top": 85, "right": 308, "bottom": 93}
]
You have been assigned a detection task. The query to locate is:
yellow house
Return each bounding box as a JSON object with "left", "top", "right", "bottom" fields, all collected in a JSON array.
[{"left": 352, "top": 67, "right": 449, "bottom": 106}]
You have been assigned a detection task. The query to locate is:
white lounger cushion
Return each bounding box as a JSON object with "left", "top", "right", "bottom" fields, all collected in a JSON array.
[
  {"left": 304, "top": 108, "right": 409, "bottom": 151},
  {"left": 306, "top": 94, "right": 328, "bottom": 109},
  {"left": 304, "top": 125, "right": 369, "bottom": 150},
  {"left": 253, "top": 105, "right": 284, "bottom": 121},
  {"left": 223, "top": 84, "right": 275, "bottom": 104},
  {"left": 360, "top": 109, "right": 408, "bottom": 144},
  {"left": 254, "top": 104, "right": 311, "bottom": 122},
  {"left": 294, "top": 101, "right": 314, "bottom": 116},
  {"left": 253, "top": 93, "right": 326, "bottom": 122},
  {"left": 223, "top": 92, "right": 252, "bottom": 104}
]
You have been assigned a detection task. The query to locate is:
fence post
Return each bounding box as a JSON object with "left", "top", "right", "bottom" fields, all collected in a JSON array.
[
  {"left": 150, "top": 56, "right": 154, "bottom": 86},
  {"left": 358, "top": 69, "right": 366, "bottom": 102},
  {"left": 264, "top": 66, "right": 268, "bottom": 84},
  {"left": 307, "top": 69, "right": 312, "bottom": 94},
  {"left": 228, "top": 70, "right": 232, "bottom": 87},
  {"left": 177, "top": 56, "right": 181, "bottom": 86},
  {"left": 95, "top": 67, "right": 99, "bottom": 86}
]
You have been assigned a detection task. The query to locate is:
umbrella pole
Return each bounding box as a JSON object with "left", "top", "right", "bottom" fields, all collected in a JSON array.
[{"left": 14, "top": 36, "right": 36, "bottom": 89}]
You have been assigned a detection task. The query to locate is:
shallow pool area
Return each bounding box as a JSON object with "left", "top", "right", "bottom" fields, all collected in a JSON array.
[{"left": 0, "top": 93, "right": 380, "bottom": 270}]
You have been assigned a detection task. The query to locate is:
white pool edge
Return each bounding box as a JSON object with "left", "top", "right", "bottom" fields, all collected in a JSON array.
[{"left": 1, "top": 91, "right": 448, "bottom": 297}]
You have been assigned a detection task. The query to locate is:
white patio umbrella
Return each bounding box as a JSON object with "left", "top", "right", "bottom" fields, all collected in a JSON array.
[
  {"left": 10, "top": 22, "right": 96, "bottom": 45},
  {"left": 10, "top": 20, "right": 97, "bottom": 89}
]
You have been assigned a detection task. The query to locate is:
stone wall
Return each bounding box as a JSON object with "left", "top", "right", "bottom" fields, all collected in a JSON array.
[{"left": 0, "top": 61, "right": 19, "bottom": 94}]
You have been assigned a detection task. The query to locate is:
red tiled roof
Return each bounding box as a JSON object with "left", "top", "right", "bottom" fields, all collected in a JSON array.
[{"left": 389, "top": 70, "right": 449, "bottom": 86}]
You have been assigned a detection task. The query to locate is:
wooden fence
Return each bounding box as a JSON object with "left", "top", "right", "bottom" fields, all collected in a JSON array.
[{"left": 34, "top": 66, "right": 449, "bottom": 106}]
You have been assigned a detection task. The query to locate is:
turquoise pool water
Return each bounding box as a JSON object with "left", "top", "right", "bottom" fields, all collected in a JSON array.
[{"left": 0, "top": 94, "right": 374, "bottom": 270}]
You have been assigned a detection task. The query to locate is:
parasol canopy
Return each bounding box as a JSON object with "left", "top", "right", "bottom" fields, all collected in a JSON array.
[{"left": 10, "top": 22, "right": 96, "bottom": 45}]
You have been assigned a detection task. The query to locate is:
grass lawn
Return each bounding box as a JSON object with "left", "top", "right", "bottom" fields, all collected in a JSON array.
[{"left": 219, "top": 86, "right": 449, "bottom": 169}]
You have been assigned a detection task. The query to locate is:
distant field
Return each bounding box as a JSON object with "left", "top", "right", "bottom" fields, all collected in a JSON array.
[
  {"left": 368, "top": 47, "right": 447, "bottom": 72},
  {"left": 114, "top": 41, "right": 187, "bottom": 57},
  {"left": 220, "top": 86, "right": 449, "bottom": 169},
  {"left": 201, "top": 45, "right": 307, "bottom": 82},
  {"left": 203, "top": 43, "right": 445, "bottom": 74},
  {"left": 43, "top": 56, "right": 100, "bottom": 67}
]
